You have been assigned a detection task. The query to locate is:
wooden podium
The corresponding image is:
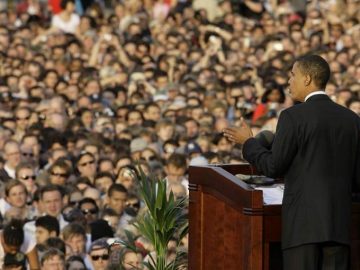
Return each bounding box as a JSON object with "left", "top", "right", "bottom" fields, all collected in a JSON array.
[{"left": 188, "top": 164, "right": 360, "bottom": 270}]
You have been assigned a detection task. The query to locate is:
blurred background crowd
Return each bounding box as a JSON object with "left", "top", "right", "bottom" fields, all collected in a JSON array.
[{"left": 0, "top": 0, "right": 359, "bottom": 269}]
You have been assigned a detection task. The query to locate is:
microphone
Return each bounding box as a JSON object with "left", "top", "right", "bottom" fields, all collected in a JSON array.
[{"left": 255, "top": 130, "right": 274, "bottom": 149}]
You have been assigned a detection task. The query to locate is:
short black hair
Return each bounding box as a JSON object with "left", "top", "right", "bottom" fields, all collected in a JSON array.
[
  {"left": 101, "top": 207, "right": 119, "bottom": 218},
  {"left": 35, "top": 215, "right": 60, "bottom": 236},
  {"left": 296, "top": 55, "right": 330, "bottom": 89},
  {"left": 60, "top": 0, "right": 75, "bottom": 10},
  {"left": 166, "top": 153, "right": 187, "bottom": 169},
  {"left": 78, "top": 197, "right": 99, "bottom": 212},
  {"left": 3, "top": 219, "right": 24, "bottom": 248},
  {"left": 44, "top": 238, "right": 66, "bottom": 254},
  {"left": 107, "top": 183, "right": 127, "bottom": 197},
  {"left": 94, "top": 171, "right": 114, "bottom": 182},
  {"left": 40, "top": 184, "right": 63, "bottom": 200}
]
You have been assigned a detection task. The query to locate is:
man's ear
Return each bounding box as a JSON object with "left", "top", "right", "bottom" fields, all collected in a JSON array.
[
  {"left": 50, "top": 231, "right": 57, "bottom": 238},
  {"left": 304, "top": 74, "right": 312, "bottom": 86}
]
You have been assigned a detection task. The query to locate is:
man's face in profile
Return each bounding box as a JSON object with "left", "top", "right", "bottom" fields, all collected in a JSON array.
[{"left": 288, "top": 62, "right": 306, "bottom": 102}]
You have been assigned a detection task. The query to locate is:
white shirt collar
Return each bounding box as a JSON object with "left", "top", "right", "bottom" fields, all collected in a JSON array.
[
  {"left": 4, "top": 164, "right": 15, "bottom": 179},
  {"left": 304, "top": 91, "right": 327, "bottom": 102}
]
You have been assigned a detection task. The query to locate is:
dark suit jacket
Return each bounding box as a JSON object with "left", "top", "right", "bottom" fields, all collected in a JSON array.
[
  {"left": 243, "top": 94, "right": 360, "bottom": 249},
  {"left": 0, "top": 168, "right": 12, "bottom": 183}
]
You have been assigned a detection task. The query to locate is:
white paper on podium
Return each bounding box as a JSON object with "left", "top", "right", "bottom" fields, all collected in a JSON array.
[{"left": 254, "top": 184, "right": 284, "bottom": 205}]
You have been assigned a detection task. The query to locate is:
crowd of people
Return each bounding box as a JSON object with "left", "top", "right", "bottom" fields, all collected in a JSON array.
[{"left": 0, "top": 0, "right": 359, "bottom": 269}]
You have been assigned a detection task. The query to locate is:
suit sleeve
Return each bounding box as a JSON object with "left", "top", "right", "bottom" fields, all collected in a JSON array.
[
  {"left": 243, "top": 110, "right": 298, "bottom": 178},
  {"left": 353, "top": 121, "right": 360, "bottom": 192}
]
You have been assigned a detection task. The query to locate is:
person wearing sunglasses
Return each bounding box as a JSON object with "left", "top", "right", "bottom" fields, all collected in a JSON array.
[
  {"left": 76, "top": 152, "right": 97, "bottom": 184},
  {"left": 48, "top": 159, "right": 72, "bottom": 186},
  {"left": 15, "top": 162, "right": 37, "bottom": 197},
  {"left": 89, "top": 238, "right": 110, "bottom": 270},
  {"left": 78, "top": 198, "right": 99, "bottom": 226},
  {"left": 20, "top": 144, "right": 39, "bottom": 172}
]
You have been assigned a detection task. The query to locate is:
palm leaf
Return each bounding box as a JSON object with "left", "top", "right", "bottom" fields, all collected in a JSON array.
[{"left": 125, "top": 163, "right": 188, "bottom": 270}]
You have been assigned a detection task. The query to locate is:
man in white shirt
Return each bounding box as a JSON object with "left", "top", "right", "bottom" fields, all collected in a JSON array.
[
  {"left": 1, "top": 140, "right": 21, "bottom": 181},
  {"left": 25, "top": 185, "right": 68, "bottom": 235},
  {"left": 51, "top": 0, "right": 80, "bottom": 34}
]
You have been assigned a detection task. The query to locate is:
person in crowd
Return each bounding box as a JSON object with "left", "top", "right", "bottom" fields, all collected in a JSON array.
[
  {"left": 47, "top": 159, "right": 72, "bottom": 186},
  {"left": 100, "top": 208, "right": 120, "bottom": 234},
  {"left": 121, "top": 249, "right": 143, "bottom": 270},
  {"left": 0, "top": 219, "right": 39, "bottom": 269},
  {"left": 51, "top": 0, "right": 80, "bottom": 34},
  {"left": 35, "top": 215, "right": 60, "bottom": 246},
  {"left": 43, "top": 238, "right": 66, "bottom": 256},
  {"left": 88, "top": 238, "right": 110, "bottom": 270},
  {"left": 164, "top": 153, "right": 188, "bottom": 190},
  {"left": 40, "top": 248, "right": 65, "bottom": 270},
  {"left": 105, "top": 183, "right": 131, "bottom": 226},
  {"left": 0, "top": 140, "right": 22, "bottom": 181},
  {"left": 346, "top": 98, "right": 360, "bottom": 117},
  {"left": 0, "top": 180, "right": 28, "bottom": 219},
  {"left": 93, "top": 172, "right": 114, "bottom": 195},
  {"left": 65, "top": 255, "right": 87, "bottom": 270},
  {"left": 62, "top": 223, "right": 92, "bottom": 269},
  {"left": 3, "top": 251, "right": 27, "bottom": 270},
  {"left": 25, "top": 185, "right": 68, "bottom": 234},
  {"left": 75, "top": 152, "right": 97, "bottom": 184},
  {"left": 224, "top": 55, "right": 360, "bottom": 269},
  {"left": 0, "top": 0, "right": 359, "bottom": 268},
  {"left": 15, "top": 162, "right": 37, "bottom": 197},
  {"left": 78, "top": 198, "right": 98, "bottom": 227}
]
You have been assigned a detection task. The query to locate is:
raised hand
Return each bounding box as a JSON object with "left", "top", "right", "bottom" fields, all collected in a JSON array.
[{"left": 223, "top": 118, "right": 254, "bottom": 144}]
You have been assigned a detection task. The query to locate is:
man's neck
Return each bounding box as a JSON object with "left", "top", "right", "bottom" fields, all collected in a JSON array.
[
  {"left": 304, "top": 90, "right": 327, "bottom": 102},
  {"left": 4, "top": 163, "right": 15, "bottom": 170}
]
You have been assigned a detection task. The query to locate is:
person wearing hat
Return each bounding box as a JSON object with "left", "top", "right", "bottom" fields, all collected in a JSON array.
[
  {"left": 184, "top": 141, "right": 202, "bottom": 159},
  {"left": 3, "top": 252, "right": 26, "bottom": 270},
  {"left": 89, "top": 238, "right": 110, "bottom": 270}
]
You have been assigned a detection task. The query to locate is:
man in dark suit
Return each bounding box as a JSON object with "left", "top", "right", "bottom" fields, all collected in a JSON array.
[{"left": 223, "top": 55, "right": 360, "bottom": 270}]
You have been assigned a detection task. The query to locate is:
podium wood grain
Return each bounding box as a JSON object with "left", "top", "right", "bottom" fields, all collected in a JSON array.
[{"left": 188, "top": 164, "right": 360, "bottom": 270}]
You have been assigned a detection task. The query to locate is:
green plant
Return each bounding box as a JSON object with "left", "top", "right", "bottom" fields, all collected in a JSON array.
[{"left": 121, "top": 167, "right": 188, "bottom": 270}]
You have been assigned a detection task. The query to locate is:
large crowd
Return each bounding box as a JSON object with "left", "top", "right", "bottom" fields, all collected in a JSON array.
[{"left": 0, "top": 0, "right": 359, "bottom": 269}]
